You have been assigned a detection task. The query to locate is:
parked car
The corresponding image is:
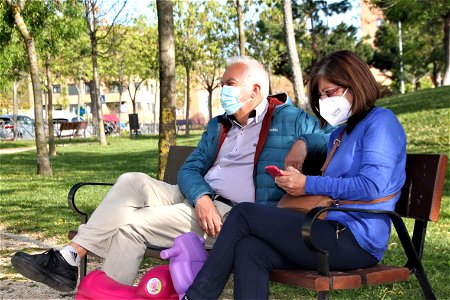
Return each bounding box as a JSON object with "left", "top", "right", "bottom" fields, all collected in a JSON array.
[{"left": 0, "top": 114, "right": 35, "bottom": 140}]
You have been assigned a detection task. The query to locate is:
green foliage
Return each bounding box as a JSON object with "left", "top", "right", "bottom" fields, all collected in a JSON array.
[
  {"left": 0, "top": 2, "right": 28, "bottom": 94},
  {"left": 371, "top": 0, "right": 449, "bottom": 89},
  {"left": 196, "top": 0, "right": 234, "bottom": 115},
  {"left": 103, "top": 16, "right": 159, "bottom": 113},
  {"left": 174, "top": 0, "right": 234, "bottom": 119},
  {"left": 249, "top": 0, "right": 370, "bottom": 82},
  {"left": 247, "top": 1, "right": 287, "bottom": 77}
]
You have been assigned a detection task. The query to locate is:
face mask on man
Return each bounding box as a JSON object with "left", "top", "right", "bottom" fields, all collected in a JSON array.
[
  {"left": 318, "top": 88, "right": 352, "bottom": 126},
  {"left": 220, "top": 85, "right": 251, "bottom": 115}
]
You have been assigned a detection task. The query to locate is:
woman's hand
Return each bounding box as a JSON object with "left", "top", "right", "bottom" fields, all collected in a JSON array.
[{"left": 274, "top": 166, "right": 307, "bottom": 196}]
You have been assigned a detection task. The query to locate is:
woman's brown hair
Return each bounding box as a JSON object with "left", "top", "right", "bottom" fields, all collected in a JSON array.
[{"left": 308, "top": 50, "right": 380, "bottom": 127}]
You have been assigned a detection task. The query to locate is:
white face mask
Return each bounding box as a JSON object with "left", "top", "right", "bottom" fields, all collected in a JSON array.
[{"left": 318, "top": 89, "right": 352, "bottom": 126}]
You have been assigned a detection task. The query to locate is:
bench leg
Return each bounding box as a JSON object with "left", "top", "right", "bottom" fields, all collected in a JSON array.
[
  {"left": 413, "top": 264, "right": 436, "bottom": 300},
  {"left": 318, "top": 291, "right": 329, "bottom": 300},
  {"left": 80, "top": 255, "right": 87, "bottom": 280}
]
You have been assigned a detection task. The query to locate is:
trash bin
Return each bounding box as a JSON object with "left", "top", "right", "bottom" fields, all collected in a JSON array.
[
  {"left": 128, "top": 113, "right": 139, "bottom": 138},
  {"left": 129, "top": 113, "right": 139, "bottom": 130}
]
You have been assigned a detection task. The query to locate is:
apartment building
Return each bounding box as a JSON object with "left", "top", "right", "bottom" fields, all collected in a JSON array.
[{"left": 39, "top": 78, "right": 218, "bottom": 130}]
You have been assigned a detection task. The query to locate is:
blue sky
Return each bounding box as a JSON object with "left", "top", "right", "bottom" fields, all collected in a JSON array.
[
  {"left": 325, "top": 0, "right": 361, "bottom": 37},
  {"left": 328, "top": 0, "right": 360, "bottom": 26}
]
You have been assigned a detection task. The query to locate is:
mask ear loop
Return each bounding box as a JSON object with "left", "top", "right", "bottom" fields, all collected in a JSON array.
[
  {"left": 342, "top": 88, "right": 353, "bottom": 117},
  {"left": 342, "top": 88, "right": 349, "bottom": 97}
]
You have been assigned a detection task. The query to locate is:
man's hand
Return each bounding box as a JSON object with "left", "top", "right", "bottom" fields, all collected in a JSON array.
[
  {"left": 195, "top": 195, "right": 222, "bottom": 237},
  {"left": 284, "top": 139, "right": 307, "bottom": 172}
]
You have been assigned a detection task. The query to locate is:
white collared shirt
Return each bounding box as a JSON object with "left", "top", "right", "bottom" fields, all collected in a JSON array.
[{"left": 204, "top": 98, "right": 269, "bottom": 204}]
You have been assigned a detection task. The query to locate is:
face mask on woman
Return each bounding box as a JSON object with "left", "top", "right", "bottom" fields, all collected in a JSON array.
[
  {"left": 319, "top": 88, "right": 352, "bottom": 126},
  {"left": 220, "top": 85, "right": 251, "bottom": 115}
]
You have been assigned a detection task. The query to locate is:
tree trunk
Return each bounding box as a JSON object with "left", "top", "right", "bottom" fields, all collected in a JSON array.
[
  {"left": 157, "top": 0, "right": 177, "bottom": 180},
  {"left": 185, "top": 66, "right": 191, "bottom": 136},
  {"left": 89, "top": 80, "right": 98, "bottom": 130},
  {"left": 118, "top": 81, "right": 122, "bottom": 135},
  {"left": 77, "top": 68, "right": 82, "bottom": 121},
  {"left": 45, "top": 56, "right": 56, "bottom": 156},
  {"left": 129, "top": 84, "right": 139, "bottom": 136},
  {"left": 90, "top": 35, "right": 107, "bottom": 145},
  {"left": 307, "top": 0, "right": 319, "bottom": 61},
  {"left": 236, "top": 0, "right": 246, "bottom": 56},
  {"left": 84, "top": 0, "right": 106, "bottom": 145},
  {"left": 154, "top": 81, "right": 159, "bottom": 134},
  {"left": 10, "top": 2, "right": 52, "bottom": 176},
  {"left": 13, "top": 80, "right": 18, "bottom": 141},
  {"left": 207, "top": 86, "right": 213, "bottom": 120},
  {"left": 268, "top": 64, "right": 273, "bottom": 95},
  {"left": 282, "top": 0, "right": 306, "bottom": 108},
  {"left": 442, "top": 12, "right": 450, "bottom": 86}
]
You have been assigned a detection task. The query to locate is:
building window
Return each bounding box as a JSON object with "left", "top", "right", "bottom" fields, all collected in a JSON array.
[
  {"left": 85, "top": 83, "right": 91, "bottom": 94},
  {"left": 136, "top": 102, "right": 142, "bottom": 110},
  {"left": 150, "top": 84, "right": 154, "bottom": 95},
  {"left": 109, "top": 83, "right": 122, "bottom": 93},
  {"left": 52, "top": 84, "right": 61, "bottom": 93},
  {"left": 68, "top": 84, "right": 78, "bottom": 96}
]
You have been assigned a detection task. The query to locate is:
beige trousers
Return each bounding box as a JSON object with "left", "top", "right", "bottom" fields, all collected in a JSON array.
[{"left": 72, "top": 172, "right": 232, "bottom": 285}]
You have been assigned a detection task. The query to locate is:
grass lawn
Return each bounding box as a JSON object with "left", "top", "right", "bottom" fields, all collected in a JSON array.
[{"left": 0, "top": 86, "right": 449, "bottom": 299}]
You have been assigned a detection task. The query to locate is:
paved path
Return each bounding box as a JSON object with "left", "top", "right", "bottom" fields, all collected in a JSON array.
[
  {"left": 0, "top": 147, "right": 35, "bottom": 154},
  {"left": 0, "top": 230, "right": 73, "bottom": 299}
]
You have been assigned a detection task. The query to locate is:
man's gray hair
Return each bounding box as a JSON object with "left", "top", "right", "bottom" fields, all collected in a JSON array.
[{"left": 226, "top": 56, "right": 270, "bottom": 100}]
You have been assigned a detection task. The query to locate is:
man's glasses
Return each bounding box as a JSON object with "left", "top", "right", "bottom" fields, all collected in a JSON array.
[{"left": 318, "top": 86, "right": 341, "bottom": 99}]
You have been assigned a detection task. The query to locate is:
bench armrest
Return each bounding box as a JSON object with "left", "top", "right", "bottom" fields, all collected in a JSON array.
[
  {"left": 68, "top": 182, "right": 114, "bottom": 224},
  {"left": 301, "top": 206, "right": 420, "bottom": 276}
]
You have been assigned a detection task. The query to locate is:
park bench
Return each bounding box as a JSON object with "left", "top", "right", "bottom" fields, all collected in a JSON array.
[
  {"left": 176, "top": 119, "right": 206, "bottom": 133},
  {"left": 67, "top": 146, "right": 447, "bottom": 299},
  {"left": 58, "top": 121, "right": 88, "bottom": 139}
]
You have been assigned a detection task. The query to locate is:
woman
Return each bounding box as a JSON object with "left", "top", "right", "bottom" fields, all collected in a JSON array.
[{"left": 184, "top": 50, "right": 407, "bottom": 300}]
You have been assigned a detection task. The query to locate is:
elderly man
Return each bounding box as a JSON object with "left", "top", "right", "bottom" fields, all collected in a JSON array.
[{"left": 12, "top": 56, "right": 333, "bottom": 291}]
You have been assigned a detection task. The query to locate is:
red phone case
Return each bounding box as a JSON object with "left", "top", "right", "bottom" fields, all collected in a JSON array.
[{"left": 265, "top": 165, "right": 282, "bottom": 177}]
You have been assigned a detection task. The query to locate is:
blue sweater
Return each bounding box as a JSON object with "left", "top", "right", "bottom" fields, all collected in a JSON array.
[{"left": 305, "top": 107, "right": 407, "bottom": 260}]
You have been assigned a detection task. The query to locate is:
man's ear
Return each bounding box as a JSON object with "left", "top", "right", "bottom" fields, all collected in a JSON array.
[{"left": 252, "top": 83, "right": 261, "bottom": 96}]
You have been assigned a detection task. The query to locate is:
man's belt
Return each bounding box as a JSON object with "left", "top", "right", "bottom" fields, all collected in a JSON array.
[{"left": 214, "top": 195, "right": 236, "bottom": 207}]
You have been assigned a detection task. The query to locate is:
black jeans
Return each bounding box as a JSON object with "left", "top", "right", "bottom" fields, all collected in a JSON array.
[{"left": 186, "top": 202, "right": 378, "bottom": 300}]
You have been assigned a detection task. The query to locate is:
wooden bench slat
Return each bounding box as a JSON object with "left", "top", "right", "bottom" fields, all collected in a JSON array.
[
  {"left": 59, "top": 121, "right": 88, "bottom": 138},
  {"left": 270, "top": 269, "right": 361, "bottom": 291},
  {"left": 350, "top": 264, "right": 410, "bottom": 286}
]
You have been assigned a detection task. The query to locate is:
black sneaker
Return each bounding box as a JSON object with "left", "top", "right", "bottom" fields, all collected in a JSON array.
[{"left": 11, "top": 249, "right": 78, "bottom": 292}]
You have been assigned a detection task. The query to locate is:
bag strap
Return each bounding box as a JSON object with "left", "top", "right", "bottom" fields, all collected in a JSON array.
[
  {"left": 320, "top": 129, "right": 345, "bottom": 175},
  {"left": 337, "top": 192, "right": 397, "bottom": 206}
]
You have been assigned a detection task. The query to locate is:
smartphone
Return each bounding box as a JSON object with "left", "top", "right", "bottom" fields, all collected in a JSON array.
[{"left": 265, "top": 165, "right": 283, "bottom": 178}]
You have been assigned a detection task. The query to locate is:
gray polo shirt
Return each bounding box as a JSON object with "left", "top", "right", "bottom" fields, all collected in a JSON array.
[{"left": 204, "top": 98, "right": 268, "bottom": 204}]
